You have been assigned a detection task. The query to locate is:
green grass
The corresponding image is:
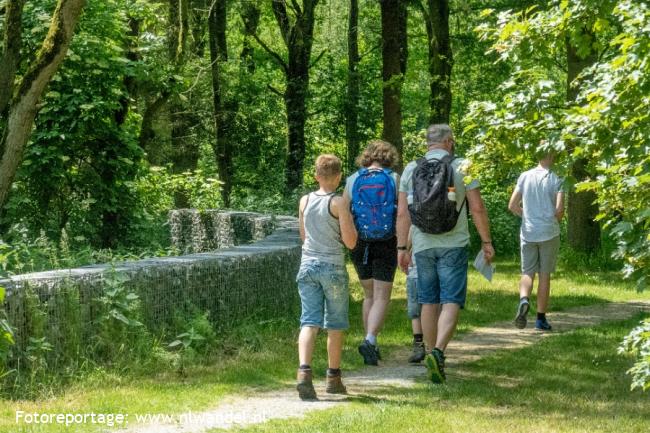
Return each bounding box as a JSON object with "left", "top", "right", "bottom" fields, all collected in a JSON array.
[
  {"left": 0, "top": 259, "right": 647, "bottom": 432},
  {"left": 219, "top": 316, "right": 650, "bottom": 433}
]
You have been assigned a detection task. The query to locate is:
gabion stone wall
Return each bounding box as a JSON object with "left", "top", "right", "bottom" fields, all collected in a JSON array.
[
  {"left": 0, "top": 213, "right": 300, "bottom": 356},
  {"left": 169, "top": 210, "right": 276, "bottom": 254}
]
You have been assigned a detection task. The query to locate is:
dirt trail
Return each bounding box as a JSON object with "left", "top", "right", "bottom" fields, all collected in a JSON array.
[{"left": 122, "top": 301, "right": 650, "bottom": 433}]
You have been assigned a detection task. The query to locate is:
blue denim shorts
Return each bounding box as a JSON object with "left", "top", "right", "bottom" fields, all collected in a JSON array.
[
  {"left": 296, "top": 259, "right": 349, "bottom": 330},
  {"left": 415, "top": 247, "right": 468, "bottom": 308},
  {"left": 406, "top": 264, "right": 421, "bottom": 319}
]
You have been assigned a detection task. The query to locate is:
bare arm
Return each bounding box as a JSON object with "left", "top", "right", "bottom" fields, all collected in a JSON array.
[
  {"left": 467, "top": 188, "right": 495, "bottom": 263},
  {"left": 298, "top": 194, "right": 308, "bottom": 243},
  {"left": 555, "top": 191, "right": 565, "bottom": 221},
  {"left": 508, "top": 189, "right": 523, "bottom": 217},
  {"left": 331, "top": 196, "right": 358, "bottom": 249},
  {"left": 396, "top": 191, "right": 411, "bottom": 273}
]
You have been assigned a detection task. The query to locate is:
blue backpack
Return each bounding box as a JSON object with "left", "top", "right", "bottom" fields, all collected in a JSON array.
[{"left": 351, "top": 168, "right": 397, "bottom": 241}]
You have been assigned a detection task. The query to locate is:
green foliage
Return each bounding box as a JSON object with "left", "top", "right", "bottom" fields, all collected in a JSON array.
[
  {"left": 0, "top": 287, "right": 15, "bottom": 378},
  {"left": 92, "top": 269, "right": 150, "bottom": 362},
  {"left": 168, "top": 326, "right": 205, "bottom": 375},
  {"left": 463, "top": 0, "right": 649, "bottom": 288},
  {"left": 0, "top": 226, "right": 175, "bottom": 276},
  {"left": 469, "top": 180, "right": 521, "bottom": 256},
  {"left": 619, "top": 318, "right": 650, "bottom": 391},
  {"left": 565, "top": 1, "right": 650, "bottom": 290}
]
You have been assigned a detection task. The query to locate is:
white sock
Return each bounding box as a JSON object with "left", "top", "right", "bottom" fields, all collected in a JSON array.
[{"left": 365, "top": 333, "right": 377, "bottom": 346}]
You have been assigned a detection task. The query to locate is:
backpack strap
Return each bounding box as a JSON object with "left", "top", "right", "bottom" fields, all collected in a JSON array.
[{"left": 440, "top": 154, "right": 457, "bottom": 164}]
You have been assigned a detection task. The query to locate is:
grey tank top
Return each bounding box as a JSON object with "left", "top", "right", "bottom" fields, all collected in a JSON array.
[{"left": 302, "top": 192, "right": 344, "bottom": 266}]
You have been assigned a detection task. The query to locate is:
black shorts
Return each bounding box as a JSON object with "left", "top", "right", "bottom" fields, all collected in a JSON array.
[{"left": 350, "top": 237, "right": 398, "bottom": 283}]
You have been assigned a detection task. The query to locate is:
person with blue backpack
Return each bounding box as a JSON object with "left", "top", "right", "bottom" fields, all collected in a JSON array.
[{"left": 343, "top": 140, "right": 400, "bottom": 366}]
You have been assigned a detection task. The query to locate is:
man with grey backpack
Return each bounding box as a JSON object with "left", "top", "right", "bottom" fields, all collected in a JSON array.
[{"left": 396, "top": 124, "right": 495, "bottom": 383}]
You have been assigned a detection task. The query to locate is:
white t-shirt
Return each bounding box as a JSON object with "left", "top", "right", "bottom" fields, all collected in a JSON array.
[{"left": 515, "top": 166, "right": 563, "bottom": 242}]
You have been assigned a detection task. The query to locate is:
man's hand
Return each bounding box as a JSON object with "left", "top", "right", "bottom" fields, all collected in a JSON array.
[
  {"left": 398, "top": 249, "right": 411, "bottom": 273},
  {"left": 555, "top": 207, "right": 564, "bottom": 222},
  {"left": 482, "top": 242, "right": 495, "bottom": 264}
]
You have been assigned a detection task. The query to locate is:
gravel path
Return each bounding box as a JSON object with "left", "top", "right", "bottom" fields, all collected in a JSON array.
[{"left": 122, "top": 300, "right": 650, "bottom": 433}]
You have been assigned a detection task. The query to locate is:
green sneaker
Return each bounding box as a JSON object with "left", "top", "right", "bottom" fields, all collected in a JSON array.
[{"left": 424, "top": 349, "right": 446, "bottom": 384}]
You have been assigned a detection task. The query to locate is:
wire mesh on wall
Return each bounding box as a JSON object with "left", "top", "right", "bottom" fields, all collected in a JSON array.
[{"left": 0, "top": 212, "right": 301, "bottom": 369}]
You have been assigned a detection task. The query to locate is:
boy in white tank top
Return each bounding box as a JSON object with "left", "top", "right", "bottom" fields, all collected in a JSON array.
[{"left": 296, "top": 154, "right": 358, "bottom": 400}]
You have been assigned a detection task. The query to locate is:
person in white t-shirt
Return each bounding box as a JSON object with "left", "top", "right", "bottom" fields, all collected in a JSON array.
[{"left": 508, "top": 152, "right": 565, "bottom": 331}]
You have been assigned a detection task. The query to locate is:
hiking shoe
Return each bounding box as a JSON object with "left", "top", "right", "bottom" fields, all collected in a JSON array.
[
  {"left": 358, "top": 339, "right": 379, "bottom": 366},
  {"left": 535, "top": 318, "right": 552, "bottom": 331},
  {"left": 514, "top": 298, "right": 530, "bottom": 329},
  {"left": 296, "top": 368, "right": 317, "bottom": 400},
  {"left": 408, "top": 341, "right": 426, "bottom": 363},
  {"left": 325, "top": 370, "right": 347, "bottom": 394},
  {"left": 424, "top": 349, "right": 446, "bottom": 384},
  {"left": 375, "top": 345, "right": 382, "bottom": 361}
]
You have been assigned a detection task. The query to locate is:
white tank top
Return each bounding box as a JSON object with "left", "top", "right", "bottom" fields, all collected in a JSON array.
[{"left": 301, "top": 192, "right": 344, "bottom": 266}]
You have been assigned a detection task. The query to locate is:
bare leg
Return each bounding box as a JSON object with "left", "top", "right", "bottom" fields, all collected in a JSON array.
[
  {"left": 366, "top": 280, "right": 393, "bottom": 337},
  {"left": 411, "top": 318, "right": 422, "bottom": 335},
  {"left": 326, "top": 330, "right": 344, "bottom": 369},
  {"left": 537, "top": 272, "right": 551, "bottom": 313},
  {"left": 298, "top": 326, "right": 319, "bottom": 366},
  {"left": 360, "top": 279, "right": 373, "bottom": 333},
  {"left": 519, "top": 273, "right": 535, "bottom": 298},
  {"left": 421, "top": 303, "right": 441, "bottom": 352},
  {"left": 435, "top": 303, "right": 460, "bottom": 351}
]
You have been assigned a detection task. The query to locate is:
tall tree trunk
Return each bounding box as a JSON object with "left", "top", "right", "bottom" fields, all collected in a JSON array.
[
  {"left": 239, "top": 3, "right": 260, "bottom": 73},
  {"left": 421, "top": 0, "right": 451, "bottom": 124},
  {"left": 101, "top": 15, "right": 141, "bottom": 248},
  {"left": 345, "top": 0, "right": 360, "bottom": 172},
  {"left": 0, "top": 0, "right": 86, "bottom": 211},
  {"left": 114, "top": 16, "right": 140, "bottom": 125},
  {"left": 208, "top": 0, "right": 234, "bottom": 207},
  {"left": 566, "top": 36, "right": 600, "bottom": 253},
  {"left": 256, "top": 0, "right": 319, "bottom": 191},
  {"left": 168, "top": 0, "right": 197, "bottom": 208},
  {"left": 380, "top": 0, "right": 407, "bottom": 158},
  {"left": 0, "top": 0, "right": 26, "bottom": 117}
]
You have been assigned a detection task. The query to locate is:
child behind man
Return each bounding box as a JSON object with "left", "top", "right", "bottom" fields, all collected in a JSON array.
[
  {"left": 296, "top": 154, "right": 358, "bottom": 400},
  {"left": 406, "top": 227, "right": 425, "bottom": 363}
]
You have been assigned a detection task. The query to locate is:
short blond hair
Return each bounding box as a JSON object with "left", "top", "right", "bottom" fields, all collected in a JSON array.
[{"left": 315, "top": 154, "right": 342, "bottom": 179}]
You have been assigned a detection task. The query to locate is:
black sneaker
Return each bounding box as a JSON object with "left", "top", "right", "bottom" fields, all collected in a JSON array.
[
  {"left": 358, "top": 339, "right": 379, "bottom": 366},
  {"left": 408, "top": 341, "right": 426, "bottom": 363},
  {"left": 424, "top": 348, "right": 446, "bottom": 383},
  {"left": 514, "top": 298, "right": 530, "bottom": 329}
]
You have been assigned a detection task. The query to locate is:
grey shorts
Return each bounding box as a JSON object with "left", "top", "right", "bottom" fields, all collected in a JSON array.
[{"left": 521, "top": 236, "right": 560, "bottom": 275}]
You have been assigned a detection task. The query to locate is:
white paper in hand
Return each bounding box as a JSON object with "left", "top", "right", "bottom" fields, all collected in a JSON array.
[{"left": 473, "top": 250, "right": 495, "bottom": 282}]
